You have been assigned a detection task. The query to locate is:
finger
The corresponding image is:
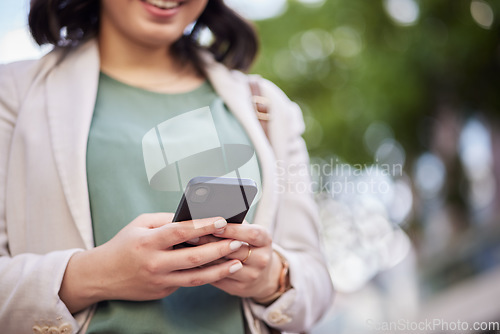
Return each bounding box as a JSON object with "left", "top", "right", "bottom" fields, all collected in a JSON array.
[
  {"left": 212, "top": 224, "right": 272, "bottom": 248},
  {"left": 226, "top": 243, "right": 254, "bottom": 265},
  {"left": 132, "top": 212, "right": 175, "bottom": 229},
  {"left": 195, "top": 243, "right": 248, "bottom": 267},
  {"left": 225, "top": 247, "right": 273, "bottom": 275},
  {"left": 186, "top": 235, "right": 221, "bottom": 246},
  {"left": 168, "top": 260, "right": 243, "bottom": 287},
  {"left": 168, "top": 239, "right": 244, "bottom": 271},
  {"left": 224, "top": 265, "right": 260, "bottom": 283},
  {"left": 153, "top": 217, "right": 227, "bottom": 248},
  {"left": 201, "top": 258, "right": 226, "bottom": 266},
  {"left": 211, "top": 278, "right": 247, "bottom": 296}
]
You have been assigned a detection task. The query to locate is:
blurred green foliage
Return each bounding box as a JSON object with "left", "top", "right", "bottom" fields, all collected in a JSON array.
[{"left": 251, "top": 0, "right": 500, "bottom": 164}]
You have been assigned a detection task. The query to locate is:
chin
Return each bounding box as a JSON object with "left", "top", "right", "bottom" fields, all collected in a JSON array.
[
  {"left": 101, "top": 0, "right": 207, "bottom": 50},
  {"left": 134, "top": 27, "right": 186, "bottom": 49}
]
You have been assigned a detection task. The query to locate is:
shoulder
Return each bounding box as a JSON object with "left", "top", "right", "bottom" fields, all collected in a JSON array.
[
  {"left": 202, "top": 51, "right": 293, "bottom": 105},
  {"left": 0, "top": 39, "right": 97, "bottom": 90},
  {"left": 0, "top": 60, "right": 38, "bottom": 100},
  {"left": 201, "top": 51, "right": 306, "bottom": 134},
  {"left": 252, "top": 75, "right": 306, "bottom": 135},
  {"left": 251, "top": 75, "right": 293, "bottom": 106},
  {"left": 226, "top": 68, "right": 294, "bottom": 107},
  {"left": 0, "top": 48, "right": 66, "bottom": 101},
  {"left": 0, "top": 59, "right": 42, "bottom": 117},
  {"left": 1, "top": 46, "right": 65, "bottom": 78},
  {"left": 232, "top": 70, "right": 306, "bottom": 140},
  {"left": 236, "top": 70, "right": 306, "bottom": 133}
]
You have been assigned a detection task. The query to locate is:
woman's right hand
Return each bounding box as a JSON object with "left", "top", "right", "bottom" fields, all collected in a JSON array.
[{"left": 58, "top": 213, "right": 244, "bottom": 314}]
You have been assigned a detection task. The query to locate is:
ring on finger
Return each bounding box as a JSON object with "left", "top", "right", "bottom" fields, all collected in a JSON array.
[{"left": 241, "top": 244, "right": 252, "bottom": 264}]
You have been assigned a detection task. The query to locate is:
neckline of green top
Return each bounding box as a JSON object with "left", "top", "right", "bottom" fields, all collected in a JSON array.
[{"left": 99, "top": 71, "right": 212, "bottom": 97}]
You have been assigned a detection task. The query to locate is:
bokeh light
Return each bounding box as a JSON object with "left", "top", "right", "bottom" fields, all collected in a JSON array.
[
  {"left": 383, "top": 0, "right": 420, "bottom": 26},
  {"left": 364, "top": 122, "right": 395, "bottom": 155},
  {"left": 223, "top": 0, "right": 287, "bottom": 20},
  {"left": 459, "top": 118, "right": 496, "bottom": 210},
  {"left": 295, "top": 0, "right": 326, "bottom": 9},
  {"left": 332, "top": 26, "right": 363, "bottom": 58},
  {"left": 470, "top": 0, "right": 495, "bottom": 29},
  {"left": 375, "top": 138, "right": 406, "bottom": 168},
  {"left": 413, "top": 153, "right": 446, "bottom": 198}
]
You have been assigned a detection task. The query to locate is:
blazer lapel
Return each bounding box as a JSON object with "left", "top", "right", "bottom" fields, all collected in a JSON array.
[
  {"left": 46, "top": 40, "right": 100, "bottom": 249},
  {"left": 204, "top": 59, "right": 279, "bottom": 231}
]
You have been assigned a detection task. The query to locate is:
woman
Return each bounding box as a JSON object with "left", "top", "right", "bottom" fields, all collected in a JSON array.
[{"left": 0, "top": 0, "right": 333, "bottom": 333}]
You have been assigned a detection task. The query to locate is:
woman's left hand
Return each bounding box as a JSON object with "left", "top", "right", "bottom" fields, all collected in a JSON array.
[{"left": 195, "top": 223, "right": 283, "bottom": 300}]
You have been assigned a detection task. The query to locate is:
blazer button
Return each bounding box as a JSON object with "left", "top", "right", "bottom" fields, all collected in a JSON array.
[
  {"left": 48, "top": 326, "right": 60, "bottom": 334},
  {"left": 59, "top": 323, "right": 72, "bottom": 333},
  {"left": 278, "top": 313, "right": 292, "bottom": 325},
  {"left": 268, "top": 310, "right": 283, "bottom": 324},
  {"left": 268, "top": 310, "right": 292, "bottom": 325}
]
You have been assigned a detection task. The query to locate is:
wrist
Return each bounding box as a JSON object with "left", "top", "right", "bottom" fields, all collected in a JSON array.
[
  {"left": 59, "top": 247, "right": 107, "bottom": 313},
  {"left": 252, "top": 250, "right": 291, "bottom": 306}
]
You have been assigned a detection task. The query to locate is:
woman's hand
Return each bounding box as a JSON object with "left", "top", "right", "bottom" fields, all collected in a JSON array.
[
  {"left": 59, "top": 213, "right": 244, "bottom": 314},
  {"left": 205, "top": 224, "right": 284, "bottom": 300}
]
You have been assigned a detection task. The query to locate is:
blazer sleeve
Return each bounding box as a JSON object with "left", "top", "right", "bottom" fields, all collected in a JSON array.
[
  {"left": 0, "top": 64, "right": 85, "bottom": 334},
  {"left": 246, "top": 78, "right": 334, "bottom": 333}
]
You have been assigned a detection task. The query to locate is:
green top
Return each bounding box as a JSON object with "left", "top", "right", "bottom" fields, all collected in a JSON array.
[{"left": 85, "top": 73, "right": 261, "bottom": 334}]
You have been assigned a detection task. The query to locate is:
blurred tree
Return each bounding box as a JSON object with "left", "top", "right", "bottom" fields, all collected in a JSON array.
[
  {"left": 250, "top": 0, "right": 500, "bottom": 297},
  {"left": 251, "top": 0, "right": 500, "bottom": 165}
]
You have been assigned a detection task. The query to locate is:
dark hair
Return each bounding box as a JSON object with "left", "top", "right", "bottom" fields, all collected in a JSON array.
[{"left": 28, "top": 0, "right": 259, "bottom": 72}]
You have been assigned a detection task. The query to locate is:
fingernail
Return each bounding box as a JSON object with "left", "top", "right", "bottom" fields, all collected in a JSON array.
[
  {"left": 229, "top": 261, "right": 243, "bottom": 273},
  {"left": 230, "top": 240, "right": 243, "bottom": 251},
  {"left": 188, "top": 237, "right": 200, "bottom": 244},
  {"left": 214, "top": 229, "right": 225, "bottom": 235},
  {"left": 214, "top": 219, "right": 227, "bottom": 229}
]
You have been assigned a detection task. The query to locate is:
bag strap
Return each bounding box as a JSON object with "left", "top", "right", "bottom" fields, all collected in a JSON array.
[{"left": 249, "top": 77, "right": 271, "bottom": 140}]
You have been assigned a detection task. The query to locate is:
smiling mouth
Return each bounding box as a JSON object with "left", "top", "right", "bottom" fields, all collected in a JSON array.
[{"left": 142, "top": 0, "right": 183, "bottom": 10}]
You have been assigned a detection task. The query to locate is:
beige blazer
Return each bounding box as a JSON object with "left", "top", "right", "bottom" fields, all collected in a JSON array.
[{"left": 0, "top": 40, "right": 333, "bottom": 334}]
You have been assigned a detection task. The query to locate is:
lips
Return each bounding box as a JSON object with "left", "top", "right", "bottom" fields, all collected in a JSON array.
[{"left": 142, "top": 0, "right": 183, "bottom": 10}]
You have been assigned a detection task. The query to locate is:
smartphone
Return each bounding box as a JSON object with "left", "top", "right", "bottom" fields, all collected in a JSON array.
[{"left": 173, "top": 176, "right": 258, "bottom": 224}]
